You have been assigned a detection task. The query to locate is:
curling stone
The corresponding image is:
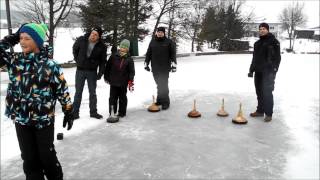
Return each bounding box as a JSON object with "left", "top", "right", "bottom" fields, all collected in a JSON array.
[
  {"left": 107, "top": 105, "right": 119, "bottom": 123},
  {"left": 148, "top": 95, "right": 160, "bottom": 112},
  {"left": 188, "top": 99, "right": 201, "bottom": 118},
  {"left": 232, "top": 103, "right": 247, "bottom": 124},
  {"left": 217, "top": 98, "right": 229, "bottom": 117},
  {"left": 57, "top": 133, "right": 63, "bottom": 140}
]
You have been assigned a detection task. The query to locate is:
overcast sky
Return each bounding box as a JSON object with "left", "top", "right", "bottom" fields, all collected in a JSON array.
[
  {"left": 0, "top": 0, "right": 319, "bottom": 28},
  {"left": 242, "top": 0, "right": 319, "bottom": 27}
]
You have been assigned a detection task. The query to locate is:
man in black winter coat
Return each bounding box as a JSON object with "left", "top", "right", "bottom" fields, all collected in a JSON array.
[
  {"left": 248, "top": 23, "right": 281, "bottom": 122},
  {"left": 144, "top": 27, "right": 177, "bottom": 110},
  {"left": 72, "top": 27, "right": 107, "bottom": 119}
]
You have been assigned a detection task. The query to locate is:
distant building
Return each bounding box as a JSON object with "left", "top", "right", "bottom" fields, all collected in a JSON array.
[
  {"left": 295, "top": 26, "right": 320, "bottom": 40},
  {"left": 244, "top": 22, "right": 282, "bottom": 38}
]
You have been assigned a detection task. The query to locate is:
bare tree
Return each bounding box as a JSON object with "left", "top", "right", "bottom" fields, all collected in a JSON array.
[
  {"left": 279, "top": 2, "right": 307, "bottom": 50},
  {"left": 179, "top": 0, "right": 207, "bottom": 52},
  {"left": 151, "top": 0, "right": 188, "bottom": 35},
  {"left": 13, "top": 0, "right": 74, "bottom": 48}
]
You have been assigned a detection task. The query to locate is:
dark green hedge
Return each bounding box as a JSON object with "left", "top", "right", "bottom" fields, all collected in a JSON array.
[{"left": 219, "top": 39, "right": 249, "bottom": 51}]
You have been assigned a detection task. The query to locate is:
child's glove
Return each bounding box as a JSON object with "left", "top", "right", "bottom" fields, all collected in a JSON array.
[
  {"left": 248, "top": 72, "right": 253, "bottom": 78},
  {"left": 128, "top": 80, "right": 134, "bottom": 92},
  {"left": 3, "top": 23, "right": 26, "bottom": 46},
  {"left": 171, "top": 62, "right": 177, "bottom": 72},
  {"left": 63, "top": 110, "right": 74, "bottom": 130}
]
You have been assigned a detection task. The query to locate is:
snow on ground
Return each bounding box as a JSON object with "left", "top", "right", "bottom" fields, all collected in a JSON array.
[
  {"left": 1, "top": 27, "right": 319, "bottom": 64},
  {"left": 1, "top": 53, "right": 319, "bottom": 179}
]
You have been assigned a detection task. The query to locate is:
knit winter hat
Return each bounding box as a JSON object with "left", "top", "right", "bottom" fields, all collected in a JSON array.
[
  {"left": 92, "top": 26, "right": 103, "bottom": 37},
  {"left": 119, "top": 39, "right": 130, "bottom": 49},
  {"left": 157, "top": 26, "right": 166, "bottom": 33},
  {"left": 19, "top": 23, "right": 48, "bottom": 48},
  {"left": 259, "top": 22, "right": 269, "bottom": 31}
]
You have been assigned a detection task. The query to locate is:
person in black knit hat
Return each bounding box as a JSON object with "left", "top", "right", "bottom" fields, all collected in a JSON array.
[
  {"left": 72, "top": 26, "right": 107, "bottom": 120},
  {"left": 144, "top": 26, "right": 177, "bottom": 110},
  {"left": 248, "top": 22, "right": 281, "bottom": 122}
]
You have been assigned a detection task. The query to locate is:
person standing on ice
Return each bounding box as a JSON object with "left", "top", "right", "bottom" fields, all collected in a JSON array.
[
  {"left": 0, "top": 23, "right": 74, "bottom": 180},
  {"left": 72, "top": 26, "right": 107, "bottom": 120},
  {"left": 144, "top": 27, "right": 177, "bottom": 110},
  {"left": 104, "top": 39, "right": 135, "bottom": 118},
  {"left": 248, "top": 22, "right": 281, "bottom": 122}
]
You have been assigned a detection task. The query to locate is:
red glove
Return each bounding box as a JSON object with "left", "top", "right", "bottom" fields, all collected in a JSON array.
[{"left": 128, "top": 80, "right": 134, "bottom": 92}]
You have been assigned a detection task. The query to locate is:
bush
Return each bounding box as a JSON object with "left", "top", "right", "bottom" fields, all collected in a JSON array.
[{"left": 218, "top": 39, "right": 249, "bottom": 51}]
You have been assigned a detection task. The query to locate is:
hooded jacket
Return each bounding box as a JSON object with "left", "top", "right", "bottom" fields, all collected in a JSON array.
[
  {"left": 0, "top": 41, "right": 72, "bottom": 129},
  {"left": 73, "top": 33, "right": 107, "bottom": 75},
  {"left": 249, "top": 33, "right": 281, "bottom": 73},
  {"left": 145, "top": 36, "right": 176, "bottom": 73},
  {"left": 104, "top": 51, "right": 135, "bottom": 87}
]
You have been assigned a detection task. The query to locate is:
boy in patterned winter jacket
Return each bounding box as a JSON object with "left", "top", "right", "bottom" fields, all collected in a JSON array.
[{"left": 0, "top": 23, "right": 73, "bottom": 180}]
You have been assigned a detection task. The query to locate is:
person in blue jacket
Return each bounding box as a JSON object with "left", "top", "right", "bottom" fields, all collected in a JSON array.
[{"left": 0, "top": 23, "right": 74, "bottom": 180}]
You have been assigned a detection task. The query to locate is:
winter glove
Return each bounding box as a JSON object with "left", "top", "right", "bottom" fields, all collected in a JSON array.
[
  {"left": 63, "top": 110, "right": 74, "bottom": 130},
  {"left": 171, "top": 62, "right": 177, "bottom": 72},
  {"left": 273, "top": 67, "right": 278, "bottom": 73},
  {"left": 248, "top": 72, "right": 253, "bottom": 78},
  {"left": 3, "top": 23, "right": 26, "bottom": 46},
  {"left": 144, "top": 62, "right": 150, "bottom": 72},
  {"left": 97, "top": 72, "right": 103, "bottom": 80},
  {"left": 43, "top": 45, "right": 54, "bottom": 59},
  {"left": 128, "top": 80, "right": 134, "bottom": 92}
]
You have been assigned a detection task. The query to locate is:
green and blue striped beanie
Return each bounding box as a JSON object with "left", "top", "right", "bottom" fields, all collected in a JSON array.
[{"left": 19, "top": 23, "right": 48, "bottom": 48}]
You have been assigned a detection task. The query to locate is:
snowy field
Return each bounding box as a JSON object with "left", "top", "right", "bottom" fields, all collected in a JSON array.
[
  {"left": 1, "top": 28, "right": 319, "bottom": 64},
  {"left": 0, "top": 28, "right": 196, "bottom": 62},
  {"left": 1, "top": 53, "right": 319, "bottom": 179}
]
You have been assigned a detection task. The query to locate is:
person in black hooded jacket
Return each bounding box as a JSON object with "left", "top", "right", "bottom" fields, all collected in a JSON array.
[
  {"left": 72, "top": 27, "right": 107, "bottom": 119},
  {"left": 248, "top": 22, "right": 281, "bottom": 122},
  {"left": 104, "top": 39, "right": 135, "bottom": 118},
  {"left": 144, "top": 27, "right": 177, "bottom": 110}
]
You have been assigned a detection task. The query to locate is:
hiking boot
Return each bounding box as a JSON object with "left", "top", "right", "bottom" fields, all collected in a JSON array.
[
  {"left": 264, "top": 116, "right": 272, "bottom": 122},
  {"left": 117, "top": 113, "right": 126, "bottom": 118},
  {"left": 250, "top": 111, "right": 264, "bottom": 117},
  {"left": 162, "top": 104, "right": 170, "bottom": 110},
  {"left": 90, "top": 113, "right": 103, "bottom": 119},
  {"left": 73, "top": 114, "right": 80, "bottom": 120}
]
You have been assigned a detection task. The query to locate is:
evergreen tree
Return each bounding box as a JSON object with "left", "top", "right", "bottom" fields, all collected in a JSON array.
[
  {"left": 200, "top": 3, "right": 245, "bottom": 46},
  {"left": 79, "top": 0, "right": 152, "bottom": 53}
]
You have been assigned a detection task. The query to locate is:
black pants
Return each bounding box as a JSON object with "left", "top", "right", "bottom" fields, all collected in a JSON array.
[
  {"left": 73, "top": 69, "right": 98, "bottom": 115},
  {"left": 15, "top": 123, "right": 63, "bottom": 180},
  {"left": 109, "top": 85, "right": 128, "bottom": 115},
  {"left": 152, "top": 71, "right": 170, "bottom": 106},
  {"left": 254, "top": 71, "right": 276, "bottom": 116}
]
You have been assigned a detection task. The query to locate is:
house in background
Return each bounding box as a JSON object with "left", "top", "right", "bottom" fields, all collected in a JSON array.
[
  {"left": 244, "top": 22, "right": 282, "bottom": 38},
  {"left": 295, "top": 26, "right": 320, "bottom": 40}
]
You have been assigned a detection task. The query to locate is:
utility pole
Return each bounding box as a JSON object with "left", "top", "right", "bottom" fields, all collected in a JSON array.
[
  {"left": 5, "top": 0, "right": 13, "bottom": 35},
  {"left": 5, "top": 0, "right": 14, "bottom": 53}
]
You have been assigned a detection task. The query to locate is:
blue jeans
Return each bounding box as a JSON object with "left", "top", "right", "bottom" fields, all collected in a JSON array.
[{"left": 73, "top": 69, "right": 98, "bottom": 115}]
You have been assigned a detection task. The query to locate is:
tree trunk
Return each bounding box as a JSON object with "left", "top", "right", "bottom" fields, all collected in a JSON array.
[
  {"left": 134, "top": 0, "right": 139, "bottom": 38},
  {"left": 191, "top": 38, "right": 194, "bottom": 52},
  {"left": 5, "top": 0, "right": 12, "bottom": 35},
  {"left": 49, "top": 0, "right": 54, "bottom": 49},
  {"left": 112, "top": 0, "right": 119, "bottom": 46},
  {"left": 153, "top": 0, "right": 168, "bottom": 35}
]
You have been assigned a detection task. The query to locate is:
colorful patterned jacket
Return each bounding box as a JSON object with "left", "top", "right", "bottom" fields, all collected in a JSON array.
[{"left": 0, "top": 40, "right": 72, "bottom": 129}]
